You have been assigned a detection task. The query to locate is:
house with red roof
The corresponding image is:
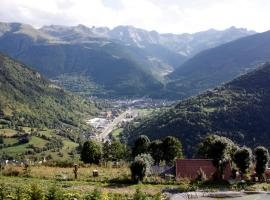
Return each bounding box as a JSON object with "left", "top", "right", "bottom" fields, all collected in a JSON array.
[{"left": 175, "top": 159, "right": 232, "bottom": 180}]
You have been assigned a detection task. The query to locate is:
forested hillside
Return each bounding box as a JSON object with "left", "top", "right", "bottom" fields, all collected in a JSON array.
[
  {"left": 0, "top": 22, "right": 255, "bottom": 99},
  {"left": 124, "top": 63, "right": 270, "bottom": 156},
  {"left": 167, "top": 30, "right": 270, "bottom": 99},
  {"left": 0, "top": 53, "right": 99, "bottom": 129}
]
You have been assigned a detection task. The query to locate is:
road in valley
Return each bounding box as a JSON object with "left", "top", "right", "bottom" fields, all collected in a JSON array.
[{"left": 98, "top": 109, "right": 136, "bottom": 141}]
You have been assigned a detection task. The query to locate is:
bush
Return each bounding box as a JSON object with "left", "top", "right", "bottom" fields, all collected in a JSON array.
[
  {"left": 132, "top": 189, "right": 148, "bottom": 200},
  {"left": 130, "top": 154, "right": 153, "bottom": 183},
  {"left": 14, "top": 186, "right": 25, "bottom": 200},
  {"left": 84, "top": 188, "right": 102, "bottom": 200},
  {"left": 46, "top": 185, "right": 65, "bottom": 200},
  {"left": 254, "top": 146, "right": 269, "bottom": 181},
  {"left": 29, "top": 184, "right": 44, "bottom": 200},
  {"left": 0, "top": 184, "right": 6, "bottom": 200}
]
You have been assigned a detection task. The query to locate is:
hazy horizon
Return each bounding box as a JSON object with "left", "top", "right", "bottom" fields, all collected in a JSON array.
[
  {"left": 0, "top": 0, "right": 269, "bottom": 34},
  {"left": 0, "top": 19, "right": 257, "bottom": 35}
]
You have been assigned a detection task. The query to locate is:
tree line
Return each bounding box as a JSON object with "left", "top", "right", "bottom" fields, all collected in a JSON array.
[
  {"left": 80, "top": 134, "right": 269, "bottom": 183},
  {"left": 80, "top": 135, "right": 184, "bottom": 165},
  {"left": 198, "top": 134, "right": 269, "bottom": 181}
]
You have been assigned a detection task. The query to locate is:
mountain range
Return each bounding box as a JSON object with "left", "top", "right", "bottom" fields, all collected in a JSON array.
[
  {"left": 167, "top": 30, "right": 270, "bottom": 99},
  {"left": 0, "top": 22, "right": 256, "bottom": 98},
  {"left": 124, "top": 62, "right": 270, "bottom": 156}
]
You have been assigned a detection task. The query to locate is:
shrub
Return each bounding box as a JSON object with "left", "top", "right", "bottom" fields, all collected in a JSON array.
[
  {"left": 233, "top": 147, "right": 252, "bottom": 177},
  {"left": 108, "top": 193, "right": 127, "bottom": 200},
  {"left": 0, "top": 184, "right": 6, "bottom": 200},
  {"left": 46, "top": 185, "right": 65, "bottom": 200},
  {"left": 84, "top": 188, "right": 102, "bottom": 200},
  {"left": 254, "top": 146, "right": 269, "bottom": 181},
  {"left": 14, "top": 186, "right": 25, "bottom": 200},
  {"left": 130, "top": 154, "right": 153, "bottom": 183},
  {"left": 132, "top": 189, "right": 147, "bottom": 200},
  {"left": 29, "top": 184, "right": 44, "bottom": 200}
]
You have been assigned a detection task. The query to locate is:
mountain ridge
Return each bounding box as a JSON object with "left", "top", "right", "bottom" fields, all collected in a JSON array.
[
  {"left": 0, "top": 53, "right": 98, "bottom": 129},
  {"left": 124, "top": 62, "right": 270, "bottom": 156},
  {"left": 167, "top": 30, "right": 270, "bottom": 99},
  {"left": 0, "top": 21, "right": 257, "bottom": 99}
]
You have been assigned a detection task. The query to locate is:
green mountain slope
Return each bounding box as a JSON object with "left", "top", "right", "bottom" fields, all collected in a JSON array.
[
  {"left": 167, "top": 30, "right": 270, "bottom": 99},
  {"left": 0, "top": 22, "right": 181, "bottom": 98},
  {"left": 124, "top": 63, "right": 270, "bottom": 156},
  {"left": 0, "top": 53, "right": 98, "bottom": 129}
]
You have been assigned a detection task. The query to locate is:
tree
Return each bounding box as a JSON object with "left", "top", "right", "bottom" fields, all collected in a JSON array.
[
  {"left": 110, "top": 140, "right": 126, "bottom": 160},
  {"left": 80, "top": 140, "right": 102, "bottom": 164},
  {"left": 162, "top": 136, "right": 183, "bottom": 165},
  {"left": 102, "top": 141, "right": 111, "bottom": 161},
  {"left": 130, "top": 154, "right": 153, "bottom": 183},
  {"left": 149, "top": 140, "right": 163, "bottom": 165},
  {"left": 233, "top": 147, "right": 252, "bottom": 178},
  {"left": 254, "top": 146, "right": 269, "bottom": 181},
  {"left": 103, "top": 140, "right": 128, "bottom": 161},
  {"left": 132, "top": 135, "right": 150, "bottom": 157},
  {"left": 198, "top": 134, "right": 237, "bottom": 180}
]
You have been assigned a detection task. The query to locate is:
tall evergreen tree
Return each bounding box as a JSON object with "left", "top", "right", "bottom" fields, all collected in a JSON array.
[
  {"left": 149, "top": 140, "right": 163, "bottom": 165},
  {"left": 162, "top": 136, "right": 183, "bottom": 165},
  {"left": 254, "top": 146, "right": 269, "bottom": 181},
  {"left": 233, "top": 146, "right": 252, "bottom": 177}
]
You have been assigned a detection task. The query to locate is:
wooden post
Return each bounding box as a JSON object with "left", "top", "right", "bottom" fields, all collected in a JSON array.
[{"left": 73, "top": 164, "right": 78, "bottom": 179}]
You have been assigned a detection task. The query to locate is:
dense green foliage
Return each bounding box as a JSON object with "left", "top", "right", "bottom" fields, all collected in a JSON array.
[
  {"left": 162, "top": 136, "right": 183, "bottom": 165},
  {"left": 80, "top": 140, "right": 102, "bottom": 164},
  {"left": 233, "top": 147, "right": 252, "bottom": 176},
  {"left": 148, "top": 140, "right": 163, "bottom": 165},
  {"left": 198, "top": 135, "right": 237, "bottom": 180},
  {"left": 130, "top": 154, "right": 153, "bottom": 183},
  {"left": 132, "top": 135, "right": 183, "bottom": 165},
  {"left": 102, "top": 140, "right": 130, "bottom": 161},
  {"left": 132, "top": 135, "right": 150, "bottom": 157},
  {"left": 254, "top": 146, "right": 269, "bottom": 180},
  {"left": 124, "top": 63, "right": 270, "bottom": 156},
  {"left": 0, "top": 53, "right": 98, "bottom": 129},
  {"left": 0, "top": 180, "right": 162, "bottom": 200}
]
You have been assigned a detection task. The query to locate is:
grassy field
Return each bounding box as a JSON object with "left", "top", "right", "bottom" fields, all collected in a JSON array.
[
  {"left": 0, "top": 165, "right": 180, "bottom": 196},
  {"left": 0, "top": 128, "right": 17, "bottom": 136},
  {"left": 0, "top": 128, "right": 80, "bottom": 160},
  {"left": 1, "top": 164, "right": 270, "bottom": 200}
]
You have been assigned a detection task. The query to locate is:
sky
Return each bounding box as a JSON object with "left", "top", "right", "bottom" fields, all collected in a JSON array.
[{"left": 0, "top": 0, "right": 270, "bottom": 34}]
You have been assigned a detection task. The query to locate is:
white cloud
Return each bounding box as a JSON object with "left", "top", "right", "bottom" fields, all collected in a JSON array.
[{"left": 0, "top": 0, "right": 269, "bottom": 33}]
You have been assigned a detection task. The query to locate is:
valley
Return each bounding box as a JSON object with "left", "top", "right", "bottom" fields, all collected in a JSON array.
[
  {"left": 1, "top": 13, "right": 270, "bottom": 199},
  {"left": 86, "top": 98, "right": 175, "bottom": 141}
]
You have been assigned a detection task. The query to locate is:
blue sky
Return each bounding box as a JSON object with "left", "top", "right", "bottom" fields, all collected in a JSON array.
[{"left": 0, "top": 0, "right": 269, "bottom": 33}]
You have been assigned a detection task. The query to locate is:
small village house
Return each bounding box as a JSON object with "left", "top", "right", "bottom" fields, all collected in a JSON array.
[{"left": 175, "top": 159, "right": 232, "bottom": 180}]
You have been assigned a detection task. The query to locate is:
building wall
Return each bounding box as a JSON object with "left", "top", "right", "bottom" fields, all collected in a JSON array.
[{"left": 175, "top": 159, "right": 232, "bottom": 180}]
